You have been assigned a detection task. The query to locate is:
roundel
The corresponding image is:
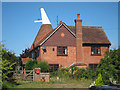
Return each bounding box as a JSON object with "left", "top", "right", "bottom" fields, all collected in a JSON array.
[{"left": 61, "top": 33, "right": 65, "bottom": 37}]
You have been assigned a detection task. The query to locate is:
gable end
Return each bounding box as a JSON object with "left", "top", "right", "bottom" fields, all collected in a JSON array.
[{"left": 39, "top": 23, "right": 76, "bottom": 46}]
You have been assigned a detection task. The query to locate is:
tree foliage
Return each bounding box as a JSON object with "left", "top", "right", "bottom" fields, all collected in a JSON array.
[
  {"left": 34, "top": 61, "right": 50, "bottom": 72},
  {"left": 2, "top": 59, "right": 16, "bottom": 80},
  {"left": 1, "top": 41, "right": 18, "bottom": 80},
  {"left": 24, "top": 59, "right": 37, "bottom": 70},
  {"left": 96, "top": 48, "right": 120, "bottom": 84},
  {"left": 96, "top": 73, "right": 104, "bottom": 85}
]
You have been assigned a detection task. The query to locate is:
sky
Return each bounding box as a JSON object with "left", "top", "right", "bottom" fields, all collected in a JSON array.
[{"left": 2, "top": 2, "right": 118, "bottom": 56}]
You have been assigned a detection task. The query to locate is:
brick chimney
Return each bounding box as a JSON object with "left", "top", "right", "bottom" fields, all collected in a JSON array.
[
  {"left": 74, "top": 13, "right": 83, "bottom": 63},
  {"left": 60, "top": 20, "right": 62, "bottom": 24}
]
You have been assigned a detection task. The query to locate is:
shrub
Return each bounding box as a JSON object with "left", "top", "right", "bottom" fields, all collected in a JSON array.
[
  {"left": 50, "top": 71, "right": 58, "bottom": 77},
  {"left": 59, "top": 68, "right": 69, "bottom": 77},
  {"left": 96, "top": 73, "right": 104, "bottom": 85},
  {"left": 2, "top": 80, "right": 17, "bottom": 88},
  {"left": 1, "top": 41, "right": 17, "bottom": 80},
  {"left": 70, "top": 65, "right": 79, "bottom": 74},
  {"left": 73, "top": 68, "right": 90, "bottom": 79},
  {"left": 34, "top": 61, "right": 50, "bottom": 72},
  {"left": 96, "top": 48, "right": 120, "bottom": 83},
  {"left": 87, "top": 68, "right": 96, "bottom": 80},
  {"left": 2, "top": 59, "right": 16, "bottom": 80},
  {"left": 24, "top": 59, "right": 37, "bottom": 70}
]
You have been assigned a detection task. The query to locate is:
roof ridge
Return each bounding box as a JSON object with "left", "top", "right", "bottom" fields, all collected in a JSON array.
[{"left": 67, "top": 25, "right": 103, "bottom": 29}]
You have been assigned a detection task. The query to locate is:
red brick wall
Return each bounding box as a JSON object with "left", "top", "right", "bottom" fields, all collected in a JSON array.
[
  {"left": 40, "top": 46, "right": 76, "bottom": 68},
  {"left": 43, "top": 25, "right": 76, "bottom": 46},
  {"left": 36, "top": 25, "right": 77, "bottom": 68},
  {"left": 35, "top": 24, "right": 109, "bottom": 68},
  {"left": 75, "top": 14, "right": 83, "bottom": 63},
  {"left": 83, "top": 46, "right": 108, "bottom": 64},
  {"left": 37, "top": 46, "right": 108, "bottom": 68}
]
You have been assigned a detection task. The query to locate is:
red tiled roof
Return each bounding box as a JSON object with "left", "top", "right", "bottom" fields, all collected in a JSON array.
[
  {"left": 29, "top": 24, "right": 53, "bottom": 51},
  {"left": 68, "top": 26, "right": 111, "bottom": 44},
  {"left": 21, "top": 58, "right": 32, "bottom": 65},
  {"left": 29, "top": 23, "right": 111, "bottom": 51}
]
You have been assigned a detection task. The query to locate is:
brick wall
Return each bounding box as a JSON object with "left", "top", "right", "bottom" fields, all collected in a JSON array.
[
  {"left": 75, "top": 14, "right": 83, "bottom": 63},
  {"left": 83, "top": 46, "right": 108, "bottom": 64},
  {"left": 36, "top": 45, "right": 108, "bottom": 68},
  {"left": 34, "top": 22, "right": 109, "bottom": 68},
  {"left": 43, "top": 25, "right": 76, "bottom": 46},
  {"left": 40, "top": 46, "right": 76, "bottom": 68}
]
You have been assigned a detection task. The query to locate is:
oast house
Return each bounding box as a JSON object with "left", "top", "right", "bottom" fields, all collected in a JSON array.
[{"left": 21, "top": 8, "right": 111, "bottom": 72}]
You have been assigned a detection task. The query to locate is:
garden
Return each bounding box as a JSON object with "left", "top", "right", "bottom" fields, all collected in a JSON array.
[{"left": 1, "top": 41, "right": 120, "bottom": 89}]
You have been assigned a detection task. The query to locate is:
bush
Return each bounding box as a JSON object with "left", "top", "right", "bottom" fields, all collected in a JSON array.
[
  {"left": 96, "top": 73, "right": 104, "bottom": 85},
  {"left": 1, "top": 42, "right": 17, "bottom": 80},
  {"left": 96, "top": 48, "right": 120, "bottom": 84},
  {"left": 59, "top": 68, "right": 69, "bottom": 77},
  {"left": 87, "top": 68, "right": 96, "bottom": 80},
  {"left": 34, "top": 61, "right": 50, "bottom": 72},
  {"left": 2, "top": 80, "right": 17, "bottom": 89},
  {"left": 2, "top": 59, "right": 16, "bottom": 80},
  {"left": 70, "top": 65, "right": 79, "bottom": 74},
  {"left": 73, "top": 68, "right": 89, "bottom": 79},
  {"left": 50, "top": 66, "right": 96, "bottom": 80},
  {"left": 50, "top": 68, "right": 69, "bottom": 78},
  {"left": 51, "top": 71, "right": 58, "bottom": 77},
  {"left": 24, "top": 59, "right": 37, "bottom": 70}
]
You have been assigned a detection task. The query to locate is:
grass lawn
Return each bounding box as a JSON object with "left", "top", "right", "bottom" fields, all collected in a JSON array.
[{"left": 13, "top": 78, "right": 93, "bottom": 88}]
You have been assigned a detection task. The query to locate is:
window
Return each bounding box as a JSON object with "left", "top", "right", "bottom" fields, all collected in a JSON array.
[
  {"left": 35, "top": 48, "right": 39, "bottom": 58},
  {"left": 91, "top": 46, "right": 101, "bottom": 56},
  {"left": 32, "top": 51, "right": 34, "bottom": 58},
  {"left": 49, "top": 64, "right": 59, "bottom": 72},
  {"left": 57, "top": 46, "right": 67, "bottom": 56},
  {"left": 53, "top": 48, "right": 55, "bottom": 51},
  {"left": 89, "top": 64, "right": 98, "bottom": 71}
]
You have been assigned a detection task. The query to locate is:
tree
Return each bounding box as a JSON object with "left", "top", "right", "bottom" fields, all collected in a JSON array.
[
  {"left": 2, "top": 48, "right": 19, "bottom": 66},
  {"left": 24, "top": 59, "right": 37, "bottom": 70},
  {"left": 96, "top": 48, "right": 120, "bottom": 84},
  {"left": 34, "top": 61, "right": 50, "bottom": 72},
  {"left": 2, "top": 59, "right": 16, "bottom": 80},
  {"left": 0, "top": 41, "right": 19, "bottom": 89},
  {"left": 0, "top": 41, "right": 18, "bottom": 80},
  {"left": 1, "top": 42, "right": 18, "bottom": 80}
]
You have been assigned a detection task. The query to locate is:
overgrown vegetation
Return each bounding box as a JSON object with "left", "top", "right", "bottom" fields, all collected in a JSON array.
[
  {"left": 24, "top": 59, "right": 37, "bottom": 70},
  {"left": 24, "top": 59, "right": 50, "bottom": 72},
  {"left": 95, "top": 73, "right": 104, "bottom": 85},
  {"left": 34, "top": 61, "right": 50, "bottom": 72},
  {"left": 50, "top": 48, "right": 120, "bottom": 85},
  {"left": 2, "top": 49, "right": 19, "bottom": 79},
  {"left": 1, "top": 41, "right": 19, "bottom": 89},
  {"left": 51, "top": 66, "right": 95, "bottom": 81},
  {"left": 96, "top": 49, "right": 120, "bottom": 84}
]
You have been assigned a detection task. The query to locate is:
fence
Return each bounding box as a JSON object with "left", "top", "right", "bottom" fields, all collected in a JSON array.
[
  {"left": 14, "top": 69, "right": 50, "bottom": 82},
  {"left": 13, "top": 70, "right": 33, "bottom": 82}
]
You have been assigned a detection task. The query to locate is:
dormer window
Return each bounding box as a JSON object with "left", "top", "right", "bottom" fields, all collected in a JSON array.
[
  {"left": 57, "top": 46, "right": 67, "bottom": 56},
  {"left": 91, "top": 46, "right": 101, "bottom": 56}
]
